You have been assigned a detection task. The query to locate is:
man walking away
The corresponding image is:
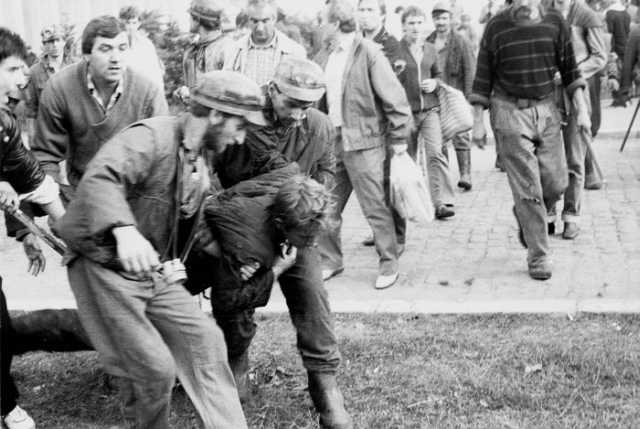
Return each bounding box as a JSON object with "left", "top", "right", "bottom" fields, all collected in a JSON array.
[{"left": 470, "top": 0, "right": 591, "bottom": 280}]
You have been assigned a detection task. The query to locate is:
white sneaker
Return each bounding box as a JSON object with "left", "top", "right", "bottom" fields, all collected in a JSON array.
[
  {"left": 3, "top": 406, "right": 35, "bottom": 429},
  {"left": 374, "top": 272, "right": 399, "bottom": 290}
]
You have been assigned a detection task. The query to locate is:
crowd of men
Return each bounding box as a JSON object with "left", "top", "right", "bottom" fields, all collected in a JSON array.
[{"left": 2, "top": 0, "right": 640, "bottom": 427}]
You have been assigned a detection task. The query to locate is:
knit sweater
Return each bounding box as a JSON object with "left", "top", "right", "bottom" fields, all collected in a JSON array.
[
  {"left": 470, "top": 7, "right": 586, "bottom": 107},
  {"left": 32, "top": 61, "right": 168, "bottom": 189}
]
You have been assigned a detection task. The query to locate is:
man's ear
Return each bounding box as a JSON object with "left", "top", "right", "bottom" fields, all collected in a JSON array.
[
  {"left": 267, "top": 82, "right": 277, "bottom": 99},
  {"left": 273, "top": 217, "right": 284, "bottom": 231},
  {"left": 208, "top": 109, "right": 225, "bottom": 126}
]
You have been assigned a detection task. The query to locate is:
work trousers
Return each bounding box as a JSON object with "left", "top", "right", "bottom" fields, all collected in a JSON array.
[
  {"left": 213, "top": 246, "right": 341, "bottom": 373},
  {"left": 68, "top": 257, "right": 246, "bottom": 429},
  {"left": 318, "top": 132, "right": 399, "bottom": 276},
  {"left": 490, "top": 95, "right": 568, "bottom": 268},
  {"left": 411, "top": 109, "right": 456, "bottom": 208}
]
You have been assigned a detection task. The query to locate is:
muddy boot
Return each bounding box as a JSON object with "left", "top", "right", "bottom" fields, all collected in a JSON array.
[
  {"left": 308, "top": 372, "right": 353, "bottom": 429},
  {"left": 455, "top": 149, "right": 472, "bottom": 191},
  {"left": 229, "top": 351, "right": 250, "bottom": 402}
]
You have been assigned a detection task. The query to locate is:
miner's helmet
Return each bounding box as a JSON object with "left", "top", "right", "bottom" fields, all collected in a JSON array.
[
  {"left": 190, "top": 70, "right": 268, "bottom": 127},
  {"left": 40, "top": 25, "right": 64, "bottom": 43},
  {"left": 272, "top": 57, "right": 326, "bottom": 103},
  {"left": 188, "top": 0, "right": 225, "bottom": 21}
]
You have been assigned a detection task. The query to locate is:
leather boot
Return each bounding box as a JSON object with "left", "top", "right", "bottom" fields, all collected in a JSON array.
[
  {"left": 229, "top": 351, "right": 250, "bottom": 402},
  {"left": 455, "top": 149, "right": 472, "bottom": 190},
  {"left": 308, "top": 372, "right": 353, "bottom": 429}
]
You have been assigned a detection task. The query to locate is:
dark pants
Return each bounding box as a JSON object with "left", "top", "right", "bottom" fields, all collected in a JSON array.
[
  {"left": 589, "top": 73, "right": 602, "bottom": 137},
  {"left": 383, "top": 146, "right": 407, "bottom": 246},
  {"left": 1, "top": 279, "right": 19, "bottom": 416},
  {"left": 213, "top": 247, "right": 341, "bottom": 373}
]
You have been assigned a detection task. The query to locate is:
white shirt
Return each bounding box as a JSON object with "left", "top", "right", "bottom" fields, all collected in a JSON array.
[{"left": 325, "top": 33, "right": 356, "bottom": 128}]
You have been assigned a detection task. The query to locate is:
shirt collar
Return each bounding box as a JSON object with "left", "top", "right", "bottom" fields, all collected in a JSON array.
[
  {"left": 198, "top": 30, "right": 224, "bottom": 45},
  {"left": 335, "top": 32, "right": 356, "bottom": 53},
  {"left": 249, "top": 32, "right": 277, "bottom": 49},
  {"left": 87, "top": 70, "right": 124, "bottom": 110}
]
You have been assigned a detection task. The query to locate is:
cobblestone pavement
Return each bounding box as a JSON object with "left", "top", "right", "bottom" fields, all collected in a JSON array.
[{"left": 2, "top": 105, "right": 639, "bottom": 314}]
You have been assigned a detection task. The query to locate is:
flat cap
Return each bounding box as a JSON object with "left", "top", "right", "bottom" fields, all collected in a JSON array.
[
  {"left": 273, "top": 58, "right": 326, "bottom": 102},
  {"left": 432, "top": 2, "right": 452, "bottom": 16},
  {"left": 191, "top": 71, "right": 267, "bottom": 126},
  {"left": 40, "top": 25, "right": 63, "bottom": 42}
]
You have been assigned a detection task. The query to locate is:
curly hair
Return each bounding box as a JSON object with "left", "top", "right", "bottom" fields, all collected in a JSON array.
[
  {"left": 270, "top": 175, "right": 334, "bottom": 238},
  {"left": 0, "top": 27, "right": 28, "bottom": 63}
]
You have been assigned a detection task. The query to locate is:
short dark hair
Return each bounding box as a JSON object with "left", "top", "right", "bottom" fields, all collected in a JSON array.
[
  {"left": 401, "top": 5, "right": 426, "bottom": 25},
  {"left": 81, "top": 16, "right": 127, "bottom": 55},
  {"left": 119, "top": 6, "right": 140, "bottom": 21},
  {"left": 357, "top": 0, "right": 387, "bottom": 16},
  {"left": 0, "top": 27, "right": 28, "bottom": 63},
  {"left": 236, "top": 11, "right": 249, "bottom": 28},
  {"left": 326, "top": 1, "right": 357, "bottom": 34}
]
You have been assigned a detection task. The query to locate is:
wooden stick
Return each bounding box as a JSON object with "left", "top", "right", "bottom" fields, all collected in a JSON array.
[
  {"left": 621, "top": 97, "right": 640, "bottom": 153},
  {"left": 582, "top": 129, "right": 605, "bottom": 182},
  {"left": 7, "top": 208, "right": 66, "bottom": 256}
]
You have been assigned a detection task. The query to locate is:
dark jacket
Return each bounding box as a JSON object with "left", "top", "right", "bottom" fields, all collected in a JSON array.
[
  {"left": 396, "top": 39, "right": 443, "bottom": 112},
  {"left": 216, "top": 101, "right": 335, "bottom": 189},
  {"left": 186, "top": 166, "right": 299, "bottom": 312},
  {"left": 371, "top": 27, "right": 400, "bottom": 65},
  {"left": 0, "top": 108, "right": 45, "bottom": 194},
  {"left": 426, "top": 30, "right": 476, "bottom": 98}
]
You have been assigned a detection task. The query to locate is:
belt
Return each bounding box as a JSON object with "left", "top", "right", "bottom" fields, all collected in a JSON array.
[{"left": 494, "top": 89, "right": 553, "bottom": 110}]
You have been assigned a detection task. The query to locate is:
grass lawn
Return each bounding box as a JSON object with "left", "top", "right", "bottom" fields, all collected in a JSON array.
[{"left": 9, "top": 313, "right": 640, "bottom": 428}]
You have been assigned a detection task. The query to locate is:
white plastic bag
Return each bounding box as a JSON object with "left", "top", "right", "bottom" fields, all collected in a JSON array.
[{"left": 389, "top": 152, "right": 434, "bottom": 222}]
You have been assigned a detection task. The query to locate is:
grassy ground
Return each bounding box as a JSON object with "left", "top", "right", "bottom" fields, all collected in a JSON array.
[{"left": 9, "top": 313, "right": 640, "bottom": 428}]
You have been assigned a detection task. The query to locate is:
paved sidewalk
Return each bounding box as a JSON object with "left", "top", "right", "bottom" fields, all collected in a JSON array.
[{"left": 2, "top": 104, "right": 639, "bottom": 314}]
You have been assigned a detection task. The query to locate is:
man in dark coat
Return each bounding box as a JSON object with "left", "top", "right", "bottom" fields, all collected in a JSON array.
[
  {"left": 212, "top": 57, "right": 353, "bottom": 429},
  {"left": 427, "top": 2, "right": 477, "bottom": 191},
  {"left": 1, "top": 27, "right": 65, "bottom": 429}
]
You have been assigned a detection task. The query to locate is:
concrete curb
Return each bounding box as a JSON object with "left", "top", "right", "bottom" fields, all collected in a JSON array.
[{"left": 11, "top": 299, "right": 640, "bottom": 314}]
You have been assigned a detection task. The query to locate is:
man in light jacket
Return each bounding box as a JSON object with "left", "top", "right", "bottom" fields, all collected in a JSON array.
[{"left": 314, "top": 0, "right": 411, "bottom": 290}]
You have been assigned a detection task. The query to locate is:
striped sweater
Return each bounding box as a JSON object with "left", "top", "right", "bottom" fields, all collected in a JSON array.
[{"left": 470, "top": 7, "right": 586, "bottom": 108}]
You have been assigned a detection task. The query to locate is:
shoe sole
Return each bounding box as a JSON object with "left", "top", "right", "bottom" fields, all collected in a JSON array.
[
  {"left": 322, "top": 268, "right": 344, "bottom": 281},
  {"left": 375, "top": 274, "right": 399, "bottom": 290},
  {"left": 435, "top": 211, "right": 455, "bottom": 219},
  {"left": 529, "top": 271, "right": 552, "bottom": 280}
]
